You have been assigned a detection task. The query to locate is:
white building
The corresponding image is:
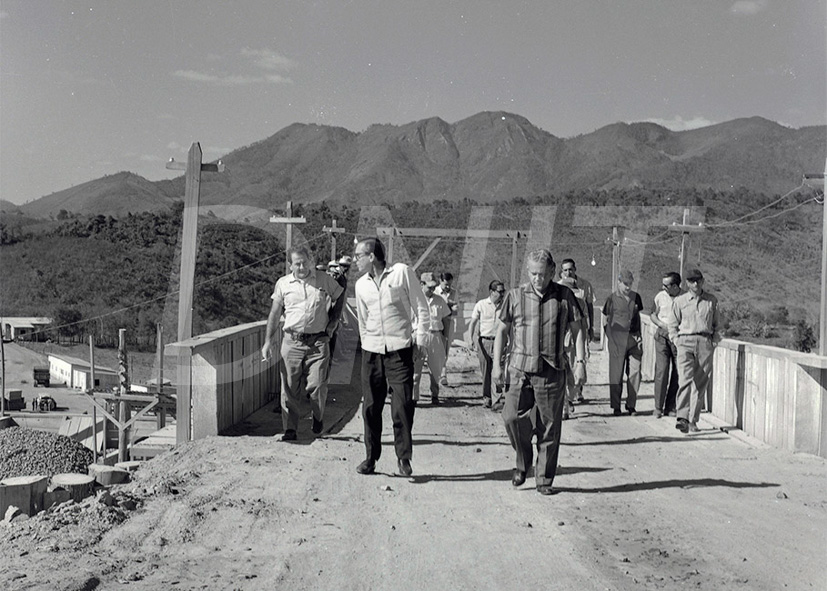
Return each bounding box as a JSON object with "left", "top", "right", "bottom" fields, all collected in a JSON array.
[
  {"left": 2, "top": 317, "right": 52, "bottom": 341},
  {"left": 47, "top": 353, "right": 120, "bottom": 391}
]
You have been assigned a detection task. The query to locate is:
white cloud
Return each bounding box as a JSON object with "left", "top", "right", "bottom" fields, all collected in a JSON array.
[
  {"left": 241, "top": 48, "right": 297, "bottom": 71},
  {"left": 0, "top": 10, "right": 9, "bottom": 19},
  {"left": 644, "top": 116, "right": 716, "bottom": 131},
  {"left": 172, "top": 69, "right": 293, "bottom": 86},
  {"left": 730, "top": 1, "right": 769, "bottom": 15}
]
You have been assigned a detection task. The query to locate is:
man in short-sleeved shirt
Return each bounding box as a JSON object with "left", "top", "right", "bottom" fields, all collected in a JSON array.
[
  {"left": 434, "top": 272, "right": 458, "bottom": 386},
  {"left": 602, "top": 270, "right": 644, "bottom": 416},
  {"left": 262, "top": 247, "right": 344, "bottom": 441},
  {"left": 667, "top": 268, "right": 721, "bottom": 434},
  {"left": 353, "top": 238, "right": 431, "bottom": 477},
  {"left": 413, "top": 272, "right": 452, "bottom": 405},
  {"left": 468, "top": 280, "right": 506, "bottom": 409},
  {"left": 492, "top": 250, "right": 585, "bottom": 496},
  {"left": 650, "top": 271, "right": 683, "bottom": 418}
]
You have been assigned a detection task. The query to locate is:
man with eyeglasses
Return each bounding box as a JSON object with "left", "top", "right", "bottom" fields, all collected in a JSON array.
[
  {"left": 649, "top": 272, "right": 684, "bottom": 418},
  {"left": 352, "top": 238, "right": 431, "bottom": 477},
  {"left": 414, "top": 272, "right": 452, "bottom": 405},
  {"left": 468, "top": 280, "right": 507, "bottom": 409},
  {"left": 262, "top": 246, "right": 345, "bottom": 441},
  {"left": 602, "top": 270, "right": 644, "bottom": 416},
  {"left": 667, "top": 269, "right": 721, "bottom": 434}
]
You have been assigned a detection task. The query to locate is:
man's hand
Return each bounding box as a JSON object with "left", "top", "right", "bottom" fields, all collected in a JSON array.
[
  {"left": 573, "top": 361, "right": 587, "bottom": 385},
  {"left": 492, "top": 365, "right": 504, "bottom": 388},
  {"left": 261, "top": 342, "right": 272, "bottom": 362}
]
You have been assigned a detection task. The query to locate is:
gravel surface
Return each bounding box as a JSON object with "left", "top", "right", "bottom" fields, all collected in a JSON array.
[{"left": 0, "top": 427, "right": 93, "bottom": 481}]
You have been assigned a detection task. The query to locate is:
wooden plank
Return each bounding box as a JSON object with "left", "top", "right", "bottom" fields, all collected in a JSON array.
[
  {"left": 191, "top": 351, "right": 218, "bottom": 439},
  {"left": 794, "top": 364, "right": 826, "bottom": 456}
]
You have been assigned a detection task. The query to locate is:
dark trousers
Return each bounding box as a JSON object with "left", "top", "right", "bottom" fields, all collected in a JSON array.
[
  {"left": 502, "top": 360, "right": 565, "bottom": 488},
  {"left": 607, "top": 329, "right": 642, "bottom": 410},
  {"left": 476, "top": 337, "right": 503, "bottom": 404},
  {"left": 653, "top": 332, "right": 679, "bottom": 413},
  {"left": 361, "top": 346, "right": 416, "bottom": 462}
]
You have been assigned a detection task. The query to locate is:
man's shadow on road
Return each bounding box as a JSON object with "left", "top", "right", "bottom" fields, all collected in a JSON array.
[{"left": 554, "top": 478, "right": 780, "bottom": 494}]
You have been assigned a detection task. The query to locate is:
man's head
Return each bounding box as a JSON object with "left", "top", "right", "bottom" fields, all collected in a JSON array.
[
  {"left": 353, "top": 238, "right": 386, "bottom": 273},
  {"left": 288, "top": 246, "right": 313, "bottom": 279},
  {"left": 489, "top": 280, "right": 505, "bottom": 303},
  {"left": 439, "top": 272, "right": 454, "bottom": 290},
  {"left": 526, "top": 249, "right": 555, "bottom": 293},
  {"left": 662, "top": 271, "right": 682, "bottom": 296},
  {"left": 420, "top": 272, "right": 438, "bottom": 296},
  {"left": 686, "top": 268, "right": 705, "bottom": 295},
  {"left": 560, "top": 258, "right": 577, "bottom": 280},
  {"left": 617, "top": 270, "right": 634, "bottom": 296},
  {"left": 327, "top": 260, "right": 342, "bottom": 278},
  {"left": 337, "top": 255, "right": 353, "bottom": 274}
]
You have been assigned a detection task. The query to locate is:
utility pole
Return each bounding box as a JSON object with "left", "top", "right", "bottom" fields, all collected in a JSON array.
[
  {"left": 166, "top": 143, "right": 224, "bottom": 443},
  {"left": 609, "top": 226, "right": 624, "bottom": 285},
  {"left": 270, "top": 201, "right": 307, "bottom": 274},
  {"left": 804, "top": 162, "right": 827, "bottom": 356},
  {"left": 322, "top": 219, "right": 346, "bottom": 262},
  {"left": 668, "top": 208, "right": 705, "bottom": 287}
]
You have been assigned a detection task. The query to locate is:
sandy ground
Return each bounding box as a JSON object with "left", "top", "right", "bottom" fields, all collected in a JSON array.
[{"left": 1, "top": 342, "right": 825, "bottom": 591}]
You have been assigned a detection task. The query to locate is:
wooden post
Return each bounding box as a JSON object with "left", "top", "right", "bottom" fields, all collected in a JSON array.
[
  {"left": 89, "top": 335, "right": 97, "bottom": 464},
  {"left": 269, "top": 200, "right": 307, "bottom": 274},
  {"left": 117, "top": 328, "right": 130, "bottom": 463},
  {"left": 156, "top": 323, "right": 166, "bottom": 429},
  {"left": 668, "top": 209, "right": 705, "bottom": 289},
  {"left": 510, "top": 234, "right": 519, "bottom": 289},
  {"left": 323, "top": 219, "right": 346, "bottom": 261},
  {"left": 166, "top": 143, "right": 224, "bottom": 444},
  {"left": 821, "top": 167, "right": 827, "bottom": 357},
  {"left": 611, "top": 226, "right": 622, "bottom": 285},
  {"left": 0, "top": 330, "right": 5, "bottom": 417}
]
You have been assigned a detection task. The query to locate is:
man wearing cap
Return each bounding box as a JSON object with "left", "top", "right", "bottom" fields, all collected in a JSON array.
[
  {"left": 468, "top": 280, "right": 507, "bottom": 409},
  {"left": 353, "top": 237, "right": 431, "bottom": 477},
  {"left": 602, "top": 270, "right": 644, "bottom": 416},
  {"left": 667, "top": 269, "right": 721, "bottom": 434},
  {"left": 414, "top": 272, "right": 452, "bottom": 405},
  {"left": 262, "top": 246, "right": 345, "bottom": 441},
  {"left": 434, "top": 272, "right": 458, "bottom": 386},
  {"left": 492, "top": 249, "right": 586, "bottom": 496},
  {"left": 650, "top": 271, "right": 684, "bottom": 418}
]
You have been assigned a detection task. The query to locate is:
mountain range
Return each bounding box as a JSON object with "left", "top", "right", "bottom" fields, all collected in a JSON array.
[{"left": 8, "top": 112, "right": 826, "bottom": 219}]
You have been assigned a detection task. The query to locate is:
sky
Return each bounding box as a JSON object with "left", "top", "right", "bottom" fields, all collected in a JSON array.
[{"left": 0, "top": 0, "right": 825, "bottom": 206}]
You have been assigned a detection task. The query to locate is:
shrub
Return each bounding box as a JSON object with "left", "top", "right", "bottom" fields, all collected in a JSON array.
[{"left": 788, "top": 320, "right": 817, "bottom": 353}]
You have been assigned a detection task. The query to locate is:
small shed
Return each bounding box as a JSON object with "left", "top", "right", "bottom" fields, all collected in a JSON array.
[
  {"left": 2, "top": 317, "right": 52, "bottom": 341},
  {"left": 47, "top": 354, "right": 119, "bottom": 390}
]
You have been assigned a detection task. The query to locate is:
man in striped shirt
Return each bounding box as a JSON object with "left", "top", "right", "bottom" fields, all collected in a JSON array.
[{"left": 492, "top": 249, "right": 586, "bottom": 496}]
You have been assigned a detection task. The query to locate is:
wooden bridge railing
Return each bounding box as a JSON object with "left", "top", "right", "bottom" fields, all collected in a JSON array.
[
  {"left": 166, "top": 321, "right": 279, "bottom": 441},
  {"left": 640, "top": 315, "right": 827, "bottom": 457}
]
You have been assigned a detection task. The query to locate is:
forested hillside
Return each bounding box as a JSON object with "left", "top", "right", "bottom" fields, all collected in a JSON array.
[{"left": 0, "top": 186, "right": 822, "bottom": 352}]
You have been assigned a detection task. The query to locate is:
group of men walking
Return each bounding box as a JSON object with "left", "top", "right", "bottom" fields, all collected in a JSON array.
[{"left": 261, "top": 238, "right": 720, "bottom": 496}]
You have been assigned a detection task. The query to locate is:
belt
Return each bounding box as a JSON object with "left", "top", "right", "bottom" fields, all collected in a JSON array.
[
  {"left": 480, "top": 336, "right": 495, "bottom": 340},
  {"left": 429, "top": 329, "right": 444, "bottom": 333},
  {"left": 285, "top": 330, "right": 327, "bottom": 342}
]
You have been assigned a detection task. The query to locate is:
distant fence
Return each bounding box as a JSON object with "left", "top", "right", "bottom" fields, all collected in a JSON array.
[{"left": 640, "top": 315, "right": 827, "bottom": 458}]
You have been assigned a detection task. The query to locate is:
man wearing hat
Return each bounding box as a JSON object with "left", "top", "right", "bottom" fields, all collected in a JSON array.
[
  {"left": 602, "top": 270, "right": 644, "bottom": 416},
  {"left": 667, "top": 269, "right": 721, "bottom": 434},
  {"left": 414, "top": 272, "right": 452, "bottom": 405}
]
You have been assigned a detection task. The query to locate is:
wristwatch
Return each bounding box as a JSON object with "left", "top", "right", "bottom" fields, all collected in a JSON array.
[{"left": 575, "top": 359, "right": 586, "bottom": 364}]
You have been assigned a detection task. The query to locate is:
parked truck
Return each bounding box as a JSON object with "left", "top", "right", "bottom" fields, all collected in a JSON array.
[
  {"left": 32, "top": 367, "right": 50, "bottom": 387},
  {"left": 2, "top": 389, "right": 26, "bottom": 411}
]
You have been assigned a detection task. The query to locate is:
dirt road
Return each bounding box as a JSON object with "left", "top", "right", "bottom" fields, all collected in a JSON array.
[{"left": 1, "top": 346, "right": 825, "bottom": 590}]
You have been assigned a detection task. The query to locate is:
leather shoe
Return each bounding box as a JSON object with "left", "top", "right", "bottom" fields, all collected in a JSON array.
[
  {"left": 536, "top": 485, "right": 556, "bottom": 496},
  {"left": 356, "top": 459, "right": 376, "bottom": 475},
  {"left": 397, "top": 458, "right": 413, "bottom": 477},
  {"left": 311, "top": 416, "right": 324, "bottom": 434},
  {"left": 431, "top": 396, "right": 440, "bottom": 405},
  {"left": 675, "top": 419, "right": 689, "bottom": 433},
  {"left": 511, "top": 469, "right": 526, "bottom": 487},
  {"left": 625, "top": 406, "right": 638, "bottom": 416},
  {"left": 688, "top": 422, "right": 700, "bottom": 433},
  {"left": 654, "top": 409, "right": 663, "bottom": 419},
  {"left": 483, "top": 397, "right": 492, "bottom": 408},
  {"left": 613, "top": 408, "right": 622, "bottom": 416},
  {"left": 280, "top": 429, "right": 297, "bottom": 441}
]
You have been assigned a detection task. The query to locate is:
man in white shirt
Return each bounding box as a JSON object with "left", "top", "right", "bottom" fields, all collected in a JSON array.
[
  {"left": 468, "top": 280, "right": 506, "bottom": 409},
  {"left": 353, "top": 238, "right": 431, "bottom": 477},
  {"left": 262, "top": 247, "right": 344, "bottom": 441},
  {"left": 414, "top": 272, "right": 452, "bottom": 405},
  {"left": 434, "top": 272, "right": 458, "bottom": 386},
  {"left": 649, "top": 271, "right": 683, "bottom": 418}
]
